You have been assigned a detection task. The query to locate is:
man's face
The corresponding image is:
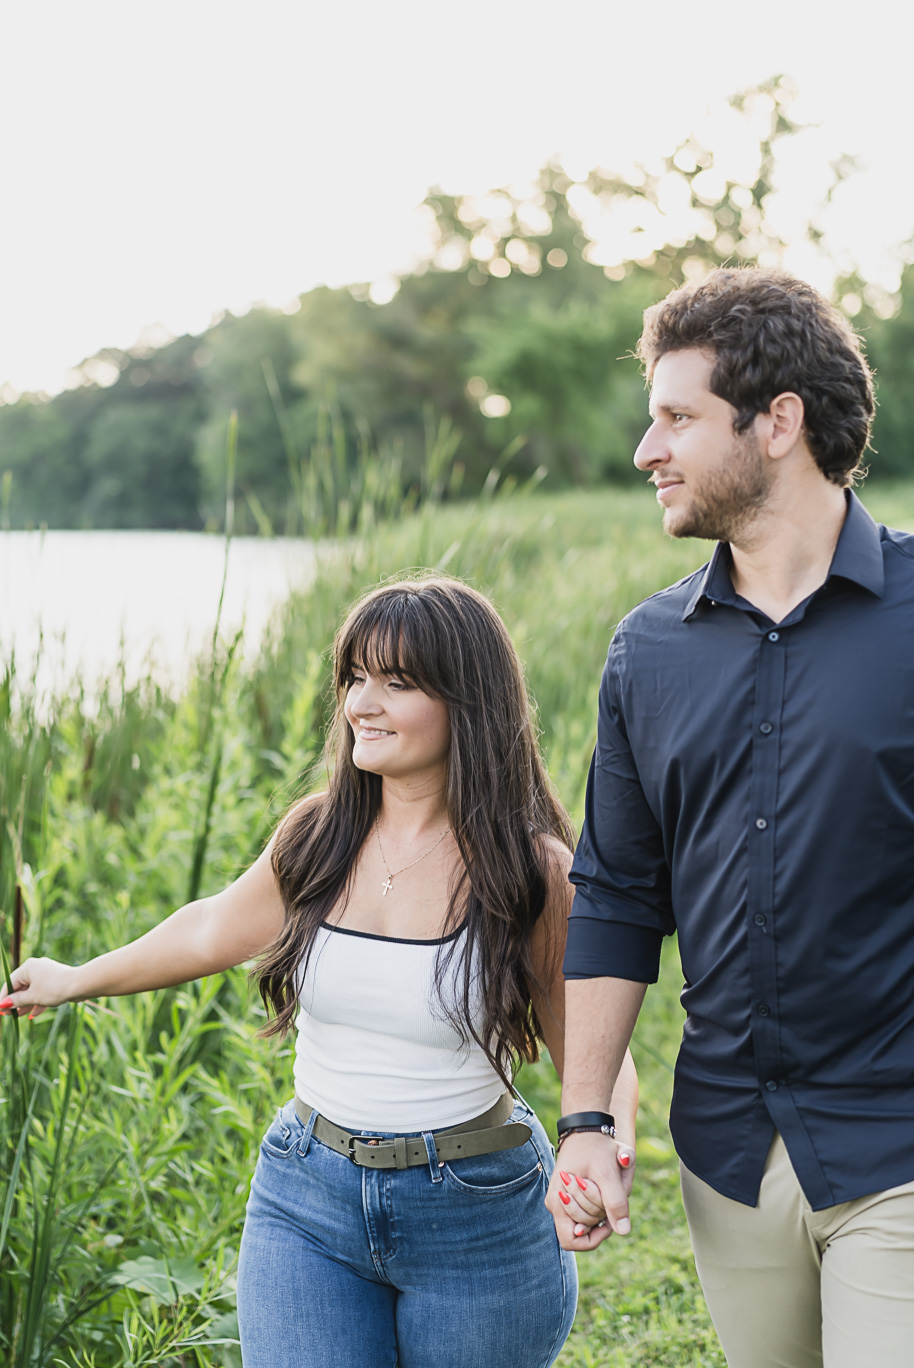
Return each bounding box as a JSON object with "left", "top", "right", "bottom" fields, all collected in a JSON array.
[{"left": 633, "top": 349, "right": 772, "bottom": 542}]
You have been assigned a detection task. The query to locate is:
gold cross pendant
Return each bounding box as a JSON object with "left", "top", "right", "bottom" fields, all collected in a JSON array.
[{"left": 381, "top": 876, "right": 392, "bottom": 896}]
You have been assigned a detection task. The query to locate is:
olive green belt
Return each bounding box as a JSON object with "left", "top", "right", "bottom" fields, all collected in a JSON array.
[{"left": 293, "top": 1092, "right": 531, "bottom": 1169}]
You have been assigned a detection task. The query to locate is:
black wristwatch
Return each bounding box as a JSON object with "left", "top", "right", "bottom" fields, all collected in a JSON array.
[{"left": 556, "top": 1110, "right": 616, "bottom": 1147}]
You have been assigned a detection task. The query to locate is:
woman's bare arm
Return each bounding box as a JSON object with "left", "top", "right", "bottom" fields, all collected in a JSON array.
[{"left": 0, "top": 838, "right": 286, "bottom": 1019}]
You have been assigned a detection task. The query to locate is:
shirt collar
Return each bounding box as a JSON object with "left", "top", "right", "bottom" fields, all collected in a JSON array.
[
  {"left": 827, "top": 490, "right": 885, "bottom": 597},
  {"left": 682, "top": 489, "right": 884, "bottom": 623},
  {"left": 682, "top": 545, "right": 733, "bottom": 621}
]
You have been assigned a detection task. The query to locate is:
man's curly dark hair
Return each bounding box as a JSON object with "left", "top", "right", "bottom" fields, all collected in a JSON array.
[{"left": 636, "top": 268, "right": 875, "bottom": 487}]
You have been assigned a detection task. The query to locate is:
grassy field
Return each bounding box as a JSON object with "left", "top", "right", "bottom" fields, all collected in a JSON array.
[{"left": 2, "top": 478, "right": 909, "bottom": 1366}]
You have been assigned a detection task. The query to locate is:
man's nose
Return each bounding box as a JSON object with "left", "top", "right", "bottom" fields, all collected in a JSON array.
[{"left": 633, "top": 421, "right": 669, "bottom": 471}]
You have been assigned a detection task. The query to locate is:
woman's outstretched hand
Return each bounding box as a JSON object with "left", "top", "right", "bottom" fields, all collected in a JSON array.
[
  {"left": 545, "top": 1132, "right": 636, "bottom": 1251},
  {"left": 0, "top": 957, "right": 80, "bottom": 1020}
]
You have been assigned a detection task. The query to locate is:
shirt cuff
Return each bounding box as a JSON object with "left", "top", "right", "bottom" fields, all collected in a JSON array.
[{"left": 563, "top": 915, "right": 663, "bottom": 983}]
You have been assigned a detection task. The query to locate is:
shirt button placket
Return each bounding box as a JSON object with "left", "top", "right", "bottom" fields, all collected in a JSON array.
[{"left": 748, "top": 626, "right": 786, "bottom": 1100}]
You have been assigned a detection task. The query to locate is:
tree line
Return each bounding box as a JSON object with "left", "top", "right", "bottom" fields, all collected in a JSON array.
[{"left": 3, "top": 78, "right": 912, "bottom": 533}]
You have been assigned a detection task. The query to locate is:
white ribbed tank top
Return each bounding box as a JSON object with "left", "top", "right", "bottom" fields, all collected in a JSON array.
[{"left": 293, "top": 922, "right": 504, "bottom": 1131}]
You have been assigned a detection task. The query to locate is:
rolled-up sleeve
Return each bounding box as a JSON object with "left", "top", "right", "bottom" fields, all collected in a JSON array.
[{"left": 564, "top": 629, "right": 675, "bottom": 983}]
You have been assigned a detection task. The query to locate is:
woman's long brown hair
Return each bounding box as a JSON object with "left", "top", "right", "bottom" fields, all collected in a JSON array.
[{"left": 255, "top": 575, "right": 575, "bottom": 1088}]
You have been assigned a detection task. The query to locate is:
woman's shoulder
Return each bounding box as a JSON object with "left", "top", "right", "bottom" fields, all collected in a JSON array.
[
  {"left": 529, "top": 833, "right": 574, "bottom": 951},
  {"left": 535, "top": 832, "right": 574, "bottom": 881}
]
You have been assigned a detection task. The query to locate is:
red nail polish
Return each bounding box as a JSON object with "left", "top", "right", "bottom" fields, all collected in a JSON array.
[
  {"left": 559, "top": 1191, "right": 571, "bottom": 1205},
  {"left": 575, "top": 1176, "right": 588, "bottom": 1191},
  {"left": 0, "top": 998, "right": 13, "bottom": 1009},
  {"left": 619, "top": 1153, "right": 631, "bottom": 1168},
  {"left": 559, "top": 1170, "right": 570, "bottom": 1184}
]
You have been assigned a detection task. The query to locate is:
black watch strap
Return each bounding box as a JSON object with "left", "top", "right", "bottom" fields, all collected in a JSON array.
[{"left": 556, "top": 1110, "right": 615, "bottom": 1142}]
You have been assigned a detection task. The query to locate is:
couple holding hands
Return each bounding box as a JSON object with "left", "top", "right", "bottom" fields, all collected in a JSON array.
[{"left": 6, "top": 268, "right": 914, "bottom": 1368}]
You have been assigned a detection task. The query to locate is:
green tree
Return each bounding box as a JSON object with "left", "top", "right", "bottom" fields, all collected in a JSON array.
[
  {"left": 195, "top": 308, "right": 305, "bottom": 531},
  {"left": 0, "top": 387, "right": 102, "bottom": 527},
  {"left": 859, "top": 262, "right": 914, "bottom": 479}
]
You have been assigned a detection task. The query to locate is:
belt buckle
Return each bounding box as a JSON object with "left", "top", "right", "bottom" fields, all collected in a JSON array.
[{"left": 347, "top": 1134, "right": 384, "bottom": 1165}]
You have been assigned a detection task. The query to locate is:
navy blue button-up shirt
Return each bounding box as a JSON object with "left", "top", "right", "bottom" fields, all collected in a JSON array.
[{"left": 565, "top": 492, "right": 914, "bottom": 1210}]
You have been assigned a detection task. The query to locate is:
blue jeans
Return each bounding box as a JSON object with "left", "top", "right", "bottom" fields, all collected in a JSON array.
[{"left": 237, "top": 1096, "right": 577, "bottom": 1367}]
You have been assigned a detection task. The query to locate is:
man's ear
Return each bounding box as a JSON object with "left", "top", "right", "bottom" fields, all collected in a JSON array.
[{"left": 758, "top": 392, "right": 805, "bottom": 460}]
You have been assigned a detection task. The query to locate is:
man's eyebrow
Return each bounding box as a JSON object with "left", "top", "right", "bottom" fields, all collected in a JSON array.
[{"left": 648, "top": 399, "right": 696, "bottom": 419}]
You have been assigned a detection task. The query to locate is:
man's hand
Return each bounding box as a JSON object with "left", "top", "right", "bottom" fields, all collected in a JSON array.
[{"left": 545, "top": 1130, "right": 636, "bottom": 1251}]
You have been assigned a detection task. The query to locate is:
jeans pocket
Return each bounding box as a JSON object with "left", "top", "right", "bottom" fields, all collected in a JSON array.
[
  {"left": 442, "top": 1137, "right": 544, "bottom": 1194},
  {"left": 260, "top": 1102, "right": 303, "bottom": 1159}
]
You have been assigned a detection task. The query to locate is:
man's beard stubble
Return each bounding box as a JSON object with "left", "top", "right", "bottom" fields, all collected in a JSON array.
[{"left": 664, "top": 432, "right": 773, "bottom": 544}]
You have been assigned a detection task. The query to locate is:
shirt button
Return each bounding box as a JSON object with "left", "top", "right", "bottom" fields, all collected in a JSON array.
[
  {"left": 755, "top": 817, "right": 768, "bottom": 830},
  {"left": 767, "top": 631, "right": 780, "bottom": 642},
  {"left": 766, "top": 1080, "right": 778, "bottom": 1092},
  {"left": 759, "top": 722, "right": 773, "bottom": 735},
  {"left": 754, "top": 913, "right": 766, "bottom": 926},
  {"left": 757, "top": 1003, "right": 770, "bottom": 1016}
]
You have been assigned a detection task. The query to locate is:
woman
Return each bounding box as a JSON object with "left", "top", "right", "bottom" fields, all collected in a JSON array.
[{"left": 2, "top": 575, "right": 637, "bottom": 1368}]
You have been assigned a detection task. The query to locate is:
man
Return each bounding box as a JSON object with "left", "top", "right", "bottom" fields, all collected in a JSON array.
[{"left": 546, "top": 268, "right": 914, "bottom": 1368}]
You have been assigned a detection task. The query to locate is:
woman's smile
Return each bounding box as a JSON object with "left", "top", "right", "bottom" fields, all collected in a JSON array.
[{"left": 358, "top": 724, "right": 395, "bottom": 739}]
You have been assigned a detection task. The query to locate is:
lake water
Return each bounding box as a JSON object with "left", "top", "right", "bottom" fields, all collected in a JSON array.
[{"left": 0, "top": 530, "right": 320, "bottom": 693}]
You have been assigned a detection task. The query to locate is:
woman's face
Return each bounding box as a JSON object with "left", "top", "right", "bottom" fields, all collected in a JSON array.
[{"left": 344, "top": 665, "right": 451, "bottom": 786}]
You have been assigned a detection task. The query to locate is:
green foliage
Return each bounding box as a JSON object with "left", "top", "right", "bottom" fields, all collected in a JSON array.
[
  {"left": 82, "top": 395, "right": 201, "bottom": 529},
  {"left": 858, "top": 263, "right": 914, "bottom": 479},
  {"left": 468, "top": 287, "right": 658, "bottom": 481}
]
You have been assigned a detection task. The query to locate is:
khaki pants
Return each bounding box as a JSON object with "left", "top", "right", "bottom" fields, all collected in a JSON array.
[{"left": 680, "top": 1134, "right": 914, "bottom": 1368}]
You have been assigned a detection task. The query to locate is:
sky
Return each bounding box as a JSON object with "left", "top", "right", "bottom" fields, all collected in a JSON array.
[{"left": 2, "top": 0, "right": 913, "bottom": 398}]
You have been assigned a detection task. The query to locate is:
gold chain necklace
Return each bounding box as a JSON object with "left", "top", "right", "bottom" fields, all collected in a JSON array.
[{"left": 374, "top": 814, "right": 451, "bottom": 897}]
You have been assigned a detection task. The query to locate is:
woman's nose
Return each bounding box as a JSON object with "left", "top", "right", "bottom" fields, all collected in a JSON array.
[{"left": 351, "top": 680, "right": 382, "bottom": 714}]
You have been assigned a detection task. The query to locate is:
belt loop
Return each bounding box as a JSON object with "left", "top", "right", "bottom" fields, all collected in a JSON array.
[
  {"left": 422, "top": 1130, "right": 443, "bottom": 1183},
  {"left": 297, "top": 1105, "right": 319, "bottom": 1157},
  {"left": 393, "top": 1136, "right": 408, "bottom": 1170}
]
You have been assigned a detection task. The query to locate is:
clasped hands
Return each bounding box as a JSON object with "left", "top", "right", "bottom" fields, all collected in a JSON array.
[{"left": 544, "top": 1132, "right": 636, "bottom": 1251}]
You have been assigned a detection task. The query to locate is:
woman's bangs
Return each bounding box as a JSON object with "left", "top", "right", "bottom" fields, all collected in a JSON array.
[{"left": 338, "top": 595, "right": 437, "bottom": 692}]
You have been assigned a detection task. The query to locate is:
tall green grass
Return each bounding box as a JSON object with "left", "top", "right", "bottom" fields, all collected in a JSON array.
[{"left": 259, "top": 376, "right": 469, "bottom": 540}]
